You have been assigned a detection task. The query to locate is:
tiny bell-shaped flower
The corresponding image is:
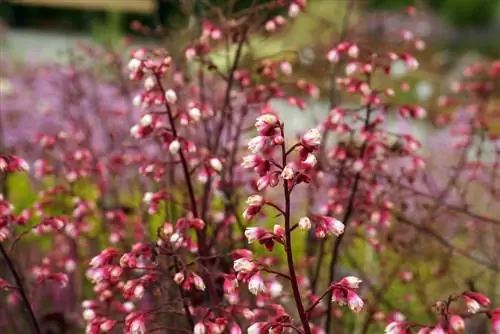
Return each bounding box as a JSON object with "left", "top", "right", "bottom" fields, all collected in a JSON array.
[
  {"left": 301, "top": 128, "right": 322, "bottom": 149},
  {"left": 347, "top": 290, "right": 364, "bottom": 313},
  {"left": 281, "top": 164, "right": 295, "bottom": 180},
  {"left": 194, "top": 323, "right": 206, "bottom": 334},
  {"left": 173, "top": 272, "right": 184, "bottom": 285},
  {"left": 302, "top": 153, "right": 317, "bottom": 170},
  {"left": 248, "top": 273, "right": 266, "bottom": 295},
  {"left": 298, "top": 216, "right": 311, "bottom": 230},
  {"left": 384, "top": 322, "right": 404, "bottom": 334},
  {"left": 169, "top": 140, "right": 181, "bottom": 154},
  {"left": 323, "top": 216, "right": 345, "bottom": 236},
  {"left": 244, "top": 227, "right": 264, "bottom": 244},
  {"left": 209, "top": 158, "right": 223, "bottom": 172},
  {"left": 339, "top": 276, "right": 362, "bottom": 289},
  {"left": 233, "top": 258, "right": 255, "bottom": 273},
  {"left": 246, "top": 195, "right": 264, "bottom": 207},
  {"left": 192, "top": 273, "right": 206, "bottom": 291},
  {"left": 248, "top": 136, "right": 268, "bottom": 154},
  {"left": 164, "top": 89, "right": 177, "bottom": 103},
  {"left": 449, "top": 315, "right": 465, "bottom": 332},
  {"left": 255, "top": 114, "right": 279, "bottom": 133},
  {"left": 273, "top": 224, "right": 285, "bottom": 238},
  {"left": 144, "top": 76, "right": 156, "bottom": 91},
  {"left": 247, "top": 323, "right": 264, "bottom": 334}
]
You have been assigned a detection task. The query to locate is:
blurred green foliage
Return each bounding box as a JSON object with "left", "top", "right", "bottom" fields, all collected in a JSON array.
[{"left": 366, "top": 0, "right": 500, "bottom": 27}]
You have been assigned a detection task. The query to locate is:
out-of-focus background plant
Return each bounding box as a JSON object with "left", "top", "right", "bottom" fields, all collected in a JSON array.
[{"left": 0, "top": 1, "right": 499, "bottom": 334}]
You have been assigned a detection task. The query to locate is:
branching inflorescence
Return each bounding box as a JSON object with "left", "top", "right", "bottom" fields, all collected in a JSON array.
[{"left": 0, "top": 1, "right": 499, "bottom": 334}]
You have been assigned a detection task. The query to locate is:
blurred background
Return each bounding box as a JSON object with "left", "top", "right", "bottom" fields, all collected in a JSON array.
[{"left": 1, "top": 0, "right": 500, "bottom": 61}]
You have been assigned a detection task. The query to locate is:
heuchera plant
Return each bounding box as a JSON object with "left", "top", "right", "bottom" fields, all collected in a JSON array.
[{"left": 1, "top": 1, "right": 499, "bottom": 334}]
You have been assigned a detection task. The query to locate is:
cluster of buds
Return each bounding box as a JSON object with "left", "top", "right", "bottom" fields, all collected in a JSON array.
[
  {"left": 31, "top": 258, "right": 69, "bottom": 288},
  {"left": 244, "top": 224, "right": 284, "bottom": 251},
  {"left": 329, "top": 276, "right": 364, "bottom": 313},
  {"left": 326, "top": 41, "right": 361, "bottom": 63},
  {"left": 142, "top": 190, "right": 170, "bottom": 215},
  {"left": 32, "top": 216, "right": 67, "bottom": 235},
  {"left": 385, "top": 291, "right": 495, "bottom": 334},
  {"left": 300, "top": 215, "right": 345, "bottom": 238},
  {"left": 0, "top": 155, "right": 29, "bottom": 173}
]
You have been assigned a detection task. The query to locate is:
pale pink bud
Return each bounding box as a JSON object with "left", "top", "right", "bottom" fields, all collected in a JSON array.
[
  {"left": 169, "top": 140, "right": 181, "bottom": 154},
  {"left": 288, "top": 3, "right": 301, "bottom": 17},
  {"left": 348, "top": 44, "right": 359, "bottom": 58},
  {"left": 273, "top": 224, "right": 284, "bottom": 238},
  {"left": 384, "top": 322, "right": 403, "bottom": 334},
  {"left": 192, "top": 273, "right": 206, "bottom": 291},
  {"left": 144, "top": 76, "right": 155, "bottom": 91},
  {"left": 128, "top": 58, "right": 141, "bottom": 72},
  {"left": 244, "top": 227, "right": 264, "bottom": 244},
  {"left": 345, "top": 63, "right": 358, "bottom": 76},
  {"left": 83, "top": 309, "right": 96, "bottom": 321},
  {"left": 194, "top": 323, "right": 206, "bottom": 334},
  {"left": 185, "top": 47, "right": 196, "bottom": 61},
  {"left": 281, "top": 165, "right": 295, "bottom": 180},
  {"left": 209, "top": 158, "right": 223, "bottom": 172},
  {"left": 248, "top": 136, "right": 268, "bottom": 153},
  {"left": 174, "top": 272, "right": 184, "bottom": 285},
  {"left": 130, "top": 317, "right": 146, "bottom": 334},
  {"left": 164, "top": 89, "right": 177, "bottom": 103},
  {"left": 140, "top": 114, "right": 153, "bottom": 127},
  {"left": 339, "top": 276, "right": 362, "bottom": 289},
  {"left": 301, "top": 128, "right": 322, "bottom": 148},
  {"left": 302, "top": 153, "right": 317, "bottom": 170},
  {"left": 256, "top": 175, "right": 270, "bottom": 191},
  {"left": 280, "top": 61, "right": 293, "bottom": 75},
  {"left": 299, "top": 217, "right": 311, "bottom": 230},
  {"left": 450, "top": 315, "right": 465, "bottom": 332},
  {"left": 133, "top": 285, "right": 145, "bottom": 299},
  {"left": 465, "top": 296, "right": 481, "bottom": 314},
  {"left": 265, "top": 20, "right": 276, "bottom": 32},
  {"left": 347, "top": 290, "right": 364, "bottom": 313},
  {"left": 248, "top": 273, "right": 266, "bottom": 295},
  {"left": 233, "top": 258, "right": 255, "bottom": 273},
  {"left": 241, "top": 155, "right": 262, "bottom": 169},
  {"left": 100, "top": 319, "right": 117, "bottom": 332},
  {"left": 246, "top": 195, "right": 264, "bottom": 207},
  {"left": 324, "top": 216, "right": 345, "bottom": 236},
  {"left": 255, "top": 114, "right": 278, "bottom": 132},
  {"left": 188, "top": 107, "right": 201, "bottom": 121},
  {"left": 327, "top": 49, "right": 340, "bottom": 63}
]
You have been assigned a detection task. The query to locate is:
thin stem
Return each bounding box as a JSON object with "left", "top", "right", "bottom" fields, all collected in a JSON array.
[
  {"left": 173, "top": 259, "right": 195, "bottom": 330},
  {"left": 0, "top": 244, "right": 41, "bottom": 334},
  {"left": 324, "top": 96, "right": 373, "bottom": 332},
  {"left": 280, "top": 126, "right": 311, "bottom": 334},
  {"left": 155, "top": 76, "right": 219, "bottom": 305}
]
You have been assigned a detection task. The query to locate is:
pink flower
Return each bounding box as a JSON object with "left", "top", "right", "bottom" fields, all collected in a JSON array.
[
  {"left": 247, "top": 322, "right": 264, "bottom": 334},
  {"left": 244, "top": 227, "right": 265, "bottom": 244},
  {"left": 298, "top": 216, "right": 312, "bottom": 230},
  {"left": 347, "top": 290, "right": 364, "bottom": 313},
  {"left": 194, "top": 323, "right": 206, "bottom": 334},
  {"left": 248, "top": 136, "right": 268, "bottom": 153},
  {"left": 241, "top": 155, "right": 263, "bottom": 169},
  {"left": 339, "top": 276, "right": 362, "bottom": 289},
  {"left": 301, "top": 128, "right": 322, "bottom": 148},
  {"left": 449, "top": 315, "right": 465, "bottom": 332},
  {"left": 385, "top": 322, "right": 404, "bottom": 334},
  {"left": 233, "top": 258, "right": 255, "bottom": 273},
  {"left": 248, "top": 273, "right": 266, "bottom": 295},
  {"left": 281, "top": 164, "right": 295, "bottom": 180},
  {"left": 255, "top": 114, "right": 279, "bottom": 133},
  {"left": 322, "top": 216, "right": 345, "bottom": 236},
  {"left": 192, "top": 273, "right": 206, "bottom": 291}
]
